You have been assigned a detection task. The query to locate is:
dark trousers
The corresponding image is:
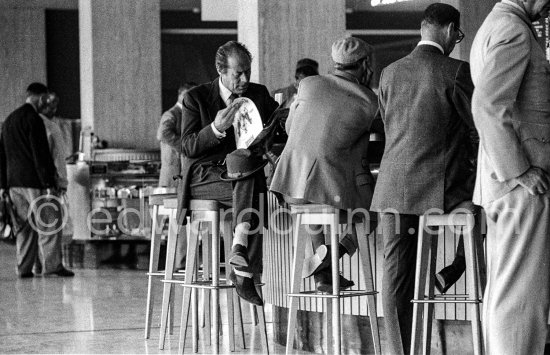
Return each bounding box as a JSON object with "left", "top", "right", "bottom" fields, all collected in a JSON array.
[
  {"left": 380, "top": 213, "right": 419, "bottom": 355},
  {"left": 190, "top": 164, "right": 266, "bottom": 275}
]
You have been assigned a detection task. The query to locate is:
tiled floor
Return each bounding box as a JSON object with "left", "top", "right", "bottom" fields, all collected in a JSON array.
[{"left": 0, "top": 242, "right": 299, "bottom": 354}]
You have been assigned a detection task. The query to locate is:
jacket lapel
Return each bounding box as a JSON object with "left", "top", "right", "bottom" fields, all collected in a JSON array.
[{"left": 207, "top": 78, "right": 225, "bottom": 124}]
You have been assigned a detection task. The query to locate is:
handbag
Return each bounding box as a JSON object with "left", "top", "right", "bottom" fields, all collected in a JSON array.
[{"left": 0, "top": 191, "right": 22, "bottom": 244}]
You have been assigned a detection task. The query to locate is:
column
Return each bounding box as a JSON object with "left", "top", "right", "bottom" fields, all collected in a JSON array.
[
  {"left": 238, "top": 0, "right": 346, "bottom": 92},
  {"left": 0, "top": 8, "right": 46, "bottom": 121},
  {"left": 79, "top": 0, "right": 161, "bottom": 149}
]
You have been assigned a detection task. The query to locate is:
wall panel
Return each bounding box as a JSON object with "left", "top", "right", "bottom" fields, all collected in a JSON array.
[{"left": 0, "top": 9, "right": 46, "bottom": 122}]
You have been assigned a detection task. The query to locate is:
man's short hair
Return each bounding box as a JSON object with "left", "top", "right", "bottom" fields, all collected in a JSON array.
[
  {"left": 178, "top": 82, "right": 197, "bottom": 96},
  {"left": 422, "top": 3, "right": 460, "bottom": 28},
  {"left": 215, "top": 41, "right": 252, "bottom": 74},
  {"left": 295, "top": 65, "right": 318, "bottom": 79},
  {"left": 296, "top": 58, "right": 319, "bottom": 71},
  {"left": 26, "top": 82, "right": 48, "bottom": 97}
]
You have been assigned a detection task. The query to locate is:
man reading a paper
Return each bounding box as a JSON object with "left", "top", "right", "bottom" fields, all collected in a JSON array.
[{"left": 177, "top": 41, "right": 278, "bottom": 305}]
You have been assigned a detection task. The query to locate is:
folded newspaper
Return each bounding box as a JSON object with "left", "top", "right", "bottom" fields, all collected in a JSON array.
[{"left": 232, "top": 97, "right": 283, "bottom": 149}]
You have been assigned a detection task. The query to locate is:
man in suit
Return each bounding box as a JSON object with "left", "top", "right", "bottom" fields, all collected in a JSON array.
[
  {"left": 178, "top": 41, "right": 278, "bottom": 305},
  {"left": 271, "top": 58, "right": 319, "bottom": 109},
  {"left": 470, "top": 1, "right": 550, "bottom": 353},
  {"left": 370, "top": 4, "right": 476, "bottom": 354},
  {"left": 270, "top": 37, "right": 378, "bottom": 291},
  {"left": 0, "top": 83, "right": 74, "bottom": 278}
]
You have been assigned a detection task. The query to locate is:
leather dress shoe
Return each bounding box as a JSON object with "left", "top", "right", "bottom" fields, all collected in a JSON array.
[
  {"left": 314, "top": 269, "right": 354, "bottom": 293},
  {"left": 18, "top": 272, "right": 34, "bottom": 279},
  {"left": 228, "top": 270, "right": 263, "bottom": 306},
  {"left": 435, "top": 263, "right": 465, "bottom": 294},
  {"left": 229, "top": 244, "right": 249, "bottom": 268},
  {"left": 44, "top": 267, "right": 75, "bottom": 277}
]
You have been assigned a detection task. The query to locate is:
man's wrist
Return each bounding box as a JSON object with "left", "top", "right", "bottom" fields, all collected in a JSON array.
[{"left": 211, "top": 122, "right": 227, "bottom": 139}]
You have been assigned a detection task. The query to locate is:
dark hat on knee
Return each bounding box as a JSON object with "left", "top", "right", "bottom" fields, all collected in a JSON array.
[{"left": 220, "top": 149, "right": 267, "bottom": 181}]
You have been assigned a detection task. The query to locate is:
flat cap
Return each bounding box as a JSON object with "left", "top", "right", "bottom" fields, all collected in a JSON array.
[{"left": 331, "top": 37, "right": 370, "bottom": 65}]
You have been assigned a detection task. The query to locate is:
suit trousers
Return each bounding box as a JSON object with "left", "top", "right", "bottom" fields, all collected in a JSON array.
[
  {"left": 380, "top": 213, "right": 419, "bottom": 355},
  {"left": 9, "top": 187, "right": 64, "bottom": 275},
  {"left": 190, "top": 164, "right": 266, "bottom": 275},
  {"left": 482, "top": 187, "right": 550, "bottom": 355}
]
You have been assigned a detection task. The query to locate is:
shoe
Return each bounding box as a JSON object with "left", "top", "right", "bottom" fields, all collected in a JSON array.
[
  {"left": 302, "top": 244, "right": 331, "bottom": 278},
  {"left": 314, "top": 269, "right": 354, "bottom": 293},
  {"left": 228, "top": 270, "right": 263, "bottom": 306},
  {"left": 229, "top": 244, "right": 249, "bottom": 268},
  {"left": 434, "top": 263, "right": 465, "bottom": 294},
  {"left": 18, "top": 272, "right": 34, "bottom": 278},
  {"left": 45, "top": 267, "right": 75, "bottom": 277}
]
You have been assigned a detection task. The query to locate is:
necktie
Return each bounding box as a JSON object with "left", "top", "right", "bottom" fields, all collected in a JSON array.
[{"left": 227, "top": 93, "right": 238, "bottom": 106}]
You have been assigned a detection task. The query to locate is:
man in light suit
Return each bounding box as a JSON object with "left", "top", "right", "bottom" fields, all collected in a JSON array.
[
  {"left": 178, "top": 41, "right": 278, "bottom": 305},
  {"left": 370, "top": 4, "right": 476, "bottom": 354},
  {"left": 270, "top": 37, "right": 378, "bottom": 291},
  {"left": 470, "top": 1, "right": 550, "bottom": 353}
]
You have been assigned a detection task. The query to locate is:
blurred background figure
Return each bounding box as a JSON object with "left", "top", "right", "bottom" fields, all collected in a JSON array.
[
  {"left": 157, "top": 82, "right": 196, "bottom": 188},
  {"left": 272, "top": 58, "right": 318, "bottom": 108}
]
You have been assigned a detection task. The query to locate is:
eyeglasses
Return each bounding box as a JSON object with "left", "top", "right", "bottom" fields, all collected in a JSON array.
[{"left": 455, "top": 26, "right": 465, "bottom": 44}]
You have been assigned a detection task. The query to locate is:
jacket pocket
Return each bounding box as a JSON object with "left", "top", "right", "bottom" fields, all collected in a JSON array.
[
  {"left": 518, "top": 122, "right": 550, "bottom": 173},
  {"left": 355, "top": 172, "right": 373, "bottom": 186}
]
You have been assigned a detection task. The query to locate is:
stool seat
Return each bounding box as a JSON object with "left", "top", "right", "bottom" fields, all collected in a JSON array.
[
  {"left": 189, "top": 199, "right": 221, "bottom": 211},
  {"left": 148, "top": 193, "right": 177, "bottom": 206},
  {"left": 289, "top": 203, "right": 372, "bottom": 224}
]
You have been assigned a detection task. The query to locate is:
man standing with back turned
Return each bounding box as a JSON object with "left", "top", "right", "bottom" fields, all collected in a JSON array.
[
  {"left": 371, "top": 4, "right": 476, "bottom": 354},
  {"left": 470, "top": 1, "right": 550, "bottom": 353}
]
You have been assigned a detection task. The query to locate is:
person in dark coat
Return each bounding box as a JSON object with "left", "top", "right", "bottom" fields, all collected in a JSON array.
[
  {"left": 177, "top": 41, "right": 278, "bottom": 305},
  {"left": 0, "top": 83, "right": 74, "bottom": 278},
  {"left": 370, "top": 4, "right": 476, "bottom": 354}
]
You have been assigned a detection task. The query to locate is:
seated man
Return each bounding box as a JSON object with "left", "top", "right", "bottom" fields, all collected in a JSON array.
[
  {"left": 177, "top": 41, "right": 278, "bottom": 305},
  {"left": 270, "top": 37, "right": 378, "bottom": 291}
]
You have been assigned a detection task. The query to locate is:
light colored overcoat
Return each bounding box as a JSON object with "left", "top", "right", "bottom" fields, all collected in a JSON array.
[
  {"left": 470, "top": 1, "right": 550, "bottom": 204},
  {"left": 270, "top": 71, "right": 378, "bottom": 211}
]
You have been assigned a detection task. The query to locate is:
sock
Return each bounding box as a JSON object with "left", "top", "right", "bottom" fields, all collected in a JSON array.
[
  {"left": 338, "top": 244, "right": 348, "bottom": 257},
  {"left": 233, "top": 222, "right": 250, "bottom": 248},
  {"left": 234, "top": 269, "right": 253, "bottom": 278}
]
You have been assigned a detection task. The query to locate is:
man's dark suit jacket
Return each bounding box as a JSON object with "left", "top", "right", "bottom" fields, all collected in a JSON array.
[
  {"left": 0, "top": 103, "right": 57, "bottom": 189},
  {"left": 176, "top": 78, "right": 278, "bottom": 222},
  {"left": 371, "top": 44, "right": 476, "bottom": 214}
]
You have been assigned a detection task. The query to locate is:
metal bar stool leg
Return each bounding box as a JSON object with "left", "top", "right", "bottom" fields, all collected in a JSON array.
[
  {"left": 255, "top": 288, "right": 270, "bottom": 354},
  {"left": 285, "top": 213, "right": 305, "bottom": 355},
  {"left": 355, "top": 222, "right": 381, "bottom": 355},
  {"left": 159, "top": 208, "right": 179, "bottom": 349},
  {"left": 201, "top": 223, "right": 212, "bottom": 346},
  {"left": 330, "top": 214, "right": 341, "bottom": 355},
  {"left": 464, "top": 216, "right": 483, "bottom": 355},
  {"left": 211, "top": 212, "right": 221, "bottom": 354},
  {"left": 411, "top": 216, "right": 431, "bottom": 355},
  {"left": 145, "top": 204, "right": 161, "bottom": 339},
  {"left": 422, "top": 226, "right": 440, "bottom": 355},
  {"left": 178, "top": 220, "right": 200, "bottom": 354},
  {"left": 222, "top": 219, "right": 237, "bottom": 351}
]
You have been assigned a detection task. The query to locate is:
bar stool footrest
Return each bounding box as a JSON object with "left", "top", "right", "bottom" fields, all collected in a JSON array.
[
  {"left": 412, "top": 298, "right": 482, "bottom": 304},
  {"left": 288, "top": 289, "right": 377, "bottom": 299},
  {"left": 162, "top": 279, "right": 236, "bottom": 290}
]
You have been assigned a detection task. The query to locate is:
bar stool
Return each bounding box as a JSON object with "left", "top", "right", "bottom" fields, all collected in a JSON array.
[
  {"left": 159, "top": 198, "right": 269, "bottom": 354},
  {"left": 411, "top": 210, "right": 486, "bottom": 355},
  {"left": 286, "top": 204, "right": 381, "bottom": 355},
  {"left": 144, "top": 192, "right": 180, "bottom": 339}
]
